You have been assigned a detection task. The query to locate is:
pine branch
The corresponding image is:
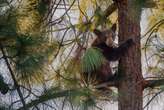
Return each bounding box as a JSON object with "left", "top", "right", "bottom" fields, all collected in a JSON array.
[
  {"left": 94, "top": 80, "right": 118, "bottom": 89},
  {"left": 144, "top": 79, "right": 164, "bottom": 88},
  {"left": 0, "top": 44, "right": 27, "bottom": 110},
  {"left": 17, "top": 89, "right": 85, "bottom": 110},
  {"left": 143, "top": 90, "right": 164, "bottom": 109},
  {"left": 104, "top": 2, "right": 117, "bottom": 18}
]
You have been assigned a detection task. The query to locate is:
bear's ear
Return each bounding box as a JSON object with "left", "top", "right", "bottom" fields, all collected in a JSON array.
[{"left": 111, "top": 23, "right": 117, "bottom": 33}]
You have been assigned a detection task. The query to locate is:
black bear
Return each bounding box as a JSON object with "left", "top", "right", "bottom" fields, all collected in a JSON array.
[{"left": 83, "top": 24, "right": 134, "bottom": 84}]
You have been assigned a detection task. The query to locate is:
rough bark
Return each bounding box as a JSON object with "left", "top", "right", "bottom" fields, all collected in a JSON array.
[{"left": 117, "top": 0, "right": 143, "bottom": 110}]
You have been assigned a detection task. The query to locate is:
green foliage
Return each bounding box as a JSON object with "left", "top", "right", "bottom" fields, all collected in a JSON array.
[
  {"left": 16, "top": 0, "right": 46, "bottom": 35},
  {"left": 3, "top": 0, "right": 162, "bottom": 109},
  {"left": 67, "top": 88, "right": 96, "bottom": 110},
  {"left": 0, "top": 74, "right": 9, "bottom": 94},
  {"left": 0, "top": 105, "right": 10, "bottom": 110},
  {"left": 0, "top": 0, "right": 8, "bottom": 7},
  {"left": 136, "top": 0, "right": 156, "bottom": 8},
  {"left": 20, "top": 87, "right": 97, "bottom": 109},
  {"left": 12, "top": 35, "right": 58, "bottom": 84},
  {"left": 160, "top": 47, "right": 164, "bottom": 52},
  {"left": 76, "top": 22, "right": 92, "bottom": 32},
  {"left": 94, "top": 6, "right": 107, "bottom": 27},
  {"left": 80, "top": 98, "right": 95, "bottom": 110},
  {"left": 148, "top": 1, "right": 164, "bottom": 35},
  {"left": 37, "top": 0, "right": 49, "bottom": 16},
  {"left": 81, "top": 47, "right": 105, "bottom": 73},
  {"left": 0, "top": 9, "right": 17, "bottom": 39},
  {"left": 73, "top": 95, "right": 96, "bottom": 110},
  {"left": 0, "top": 0, "right": 58, "bottom": 85}
]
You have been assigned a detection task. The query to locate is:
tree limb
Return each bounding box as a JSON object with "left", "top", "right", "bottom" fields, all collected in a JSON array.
[
  {"left": 17, "top": 89, "right": 87, "bottom": 110},
  {"left": 104, "top": 2, "right": 117, "bottom": 18},
  {"left": 94, "top": 80, "right": 118, "bottom": 89},
  {"left": 144, "top": 79, "right": 164, "bottom": 88},
  {"left": 0, "top": 44, "right": 27, "bottom": 110},
  {"left": 143, "top": 90, "right": 164, "bottom": 109}
]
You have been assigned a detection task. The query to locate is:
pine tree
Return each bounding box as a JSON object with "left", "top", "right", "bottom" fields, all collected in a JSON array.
[{"left": 0, "top": 0, "right": 164, "bottom": 110}]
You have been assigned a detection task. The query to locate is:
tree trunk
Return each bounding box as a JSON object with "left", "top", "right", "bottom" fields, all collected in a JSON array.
[{"left": 117, "top": 0, "right": 143, "bottom": 110}]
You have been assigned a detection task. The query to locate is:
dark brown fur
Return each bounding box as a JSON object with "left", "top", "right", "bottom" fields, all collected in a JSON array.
[{"left": 83, "top": 24, "right": 134, "bottom": 84}]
